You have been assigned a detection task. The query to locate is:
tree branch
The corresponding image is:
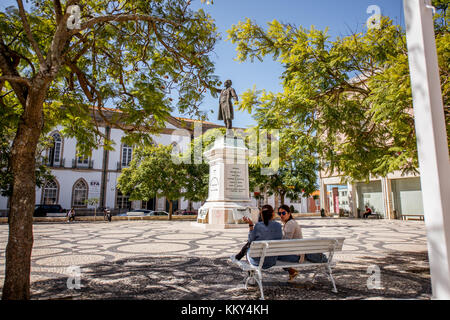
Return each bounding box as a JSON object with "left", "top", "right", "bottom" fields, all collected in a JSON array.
[
  {"left": 52, "top": 0, "right": 63, "bottom": 25},
  {"left": 0, "top": 75, "right": 32, "bottom": 87},
  {"left": 0, "top": 38, "right": 28, "bottom": 105},
  {"left": 72, "top": 14, "right": 182, "bottom": 35},
  {"left": 16, "top": 0, "right": 46, "bottom": 66}
]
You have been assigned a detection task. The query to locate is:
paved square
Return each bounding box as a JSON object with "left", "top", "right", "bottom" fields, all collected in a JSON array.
[{"left": 0, "top": 218, "right": 431, "bottom": 299}]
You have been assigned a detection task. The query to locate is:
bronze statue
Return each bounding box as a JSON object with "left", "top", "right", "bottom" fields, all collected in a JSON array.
[{"left": 218, "top": 80, "right": 238, "bottom": 129}]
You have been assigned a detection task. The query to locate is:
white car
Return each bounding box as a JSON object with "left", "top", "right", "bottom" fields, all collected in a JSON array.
[
  {"left": 125, "top": 209, "right": 154, "bottom": 216},
  {"left": 150, "top": 211, "right": 169, "bottom": 216}
]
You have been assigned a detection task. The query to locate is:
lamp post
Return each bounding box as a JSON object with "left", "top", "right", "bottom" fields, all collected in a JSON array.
[{"left": 403, "top": 0, "right": 450, "bottom": 299}]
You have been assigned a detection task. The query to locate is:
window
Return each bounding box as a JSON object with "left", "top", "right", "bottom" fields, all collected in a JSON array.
[
  {"left": 48, "top": 132, "right": 62, "bottom": 166},
  {"left": 75, "top": 146, "right": 91, "bottom": 168},
  {"left": 72, "top": 179, "right": 88, "bottom": 207},
  {"left": 42, "top": 180, "right": 59, "bottom": 204},
  {"left": 122, "top": 144, "right": 133, "bottom": 167},
  {"left": 77, "top": 155, "right": 89, "bottom": 166},
  {"left": 116, "top": 190, "right": 131, "bottom": 209}
]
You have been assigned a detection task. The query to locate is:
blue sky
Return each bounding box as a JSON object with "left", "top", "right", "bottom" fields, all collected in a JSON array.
[
  {"left": 1, "top": 0, "right": 406, "bottom": 128},
  {"left": 187, "top": 0, "right": 406, "bottom": 128}
]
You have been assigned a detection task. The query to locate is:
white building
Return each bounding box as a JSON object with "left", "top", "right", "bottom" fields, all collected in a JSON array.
[
  {"left": 320, "top": 170, "right": 424, "bottom": 219},
  {"left": 0, "top": 109, "right": 311, "bottom": 215}
]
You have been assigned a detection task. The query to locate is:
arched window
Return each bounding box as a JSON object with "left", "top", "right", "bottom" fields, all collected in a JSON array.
[
  {"left": 72, "top": 179, "right": 88, "bottom": 207},
  {"left": 42, "top": 180, "right": 59, "bottom": 204},
  {"left": 47, "top": 132, "right": 63, "bottom": 166}
]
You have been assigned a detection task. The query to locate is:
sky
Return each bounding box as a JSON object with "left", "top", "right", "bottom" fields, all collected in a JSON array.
[
  {"left": 0, "top": 0, "right": 407, "bottom": 128},
  {"left": 186, "top": 0, "right": 406, "bottom": 129}
]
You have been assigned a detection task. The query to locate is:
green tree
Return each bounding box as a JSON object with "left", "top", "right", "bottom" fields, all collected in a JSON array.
[
  {"left": 184, "top": 126, "right": 318, "bottom": 206},
  {"left": 85, "top": 197, "right": 99, "bottom": 220},
  {"left": 175, "top": 126, "right": 226, "bottom": 205},
  {"left": 180, "top": 153, "right": 209, "bottom": 205},
  {"left": 228, "top": 9, "right": 449, "bottom": 183},
  {"left": 0, "top": 0, "right": 219, "bottom": 299},
  {"left": 117, "top": 144, "right": 187, "bottom": 220},
  {"left": 248, "top": 128, "right": 318, "bottom": 205}
]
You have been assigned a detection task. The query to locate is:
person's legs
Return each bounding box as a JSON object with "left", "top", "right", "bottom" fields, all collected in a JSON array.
[
  {"left": 278, "top": 255, "right": 300, "bottom": 280},
  {"left": 246, "top": 252, "right": 259, "bottom": 267},
  {"left": 226, "top": 118, "right": 232, "bottom": 129},
  {"left": 278, "top": 255, "right": 300, "bottom": 263},
  {"left": 235, "top": 241, "right": 251, "bottom": 261}
]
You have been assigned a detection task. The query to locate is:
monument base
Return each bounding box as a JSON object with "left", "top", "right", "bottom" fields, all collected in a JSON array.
[
  {"left": 195, "top": 201, "right": 259, "bottom": 230},
  {"left": 190, "top": 222, "right": 249, "bottom": 230},
  {"left": 196, "top": 134, "right": 259, "bottom": 230}
]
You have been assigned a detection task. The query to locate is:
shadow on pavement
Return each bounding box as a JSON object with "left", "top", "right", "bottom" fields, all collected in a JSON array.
[{"left": 30, "top": 251, "right": 431, "bottom": 300}]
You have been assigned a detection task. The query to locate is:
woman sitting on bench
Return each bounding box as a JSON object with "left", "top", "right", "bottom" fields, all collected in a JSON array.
[
  {"left": 277, "top": 205, "right": 304, "bottom": 281},
  {"left": 244, "top": 205, "right": 282, "bottom": 269}
]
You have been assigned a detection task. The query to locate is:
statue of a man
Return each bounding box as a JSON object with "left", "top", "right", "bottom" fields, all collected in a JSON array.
[{"left": 218, "top": 80, "right": 238, "bottom": 129}]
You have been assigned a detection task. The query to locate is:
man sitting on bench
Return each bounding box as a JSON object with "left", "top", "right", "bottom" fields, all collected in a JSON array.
[{"left": 363, "top": 206, "right": 373, "bottom": 219}]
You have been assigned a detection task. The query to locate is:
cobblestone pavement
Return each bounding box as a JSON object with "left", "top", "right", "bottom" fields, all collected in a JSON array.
[{"left": 0, "top": 218, "right": 431, "bottom": 300}]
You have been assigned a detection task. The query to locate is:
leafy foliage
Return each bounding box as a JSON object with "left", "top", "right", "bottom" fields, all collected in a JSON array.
[
  {"left": 228, "top": 11, "right": 449, "bottom": 182},
  {"left": 117, "top": 144, "right": 188, "bottom": 219},
  {"left": 0, "top": 0, "right": 220, "bottom": 298},
  {"left": 0, "top": 0, "right": 220, "bottom": 156}
]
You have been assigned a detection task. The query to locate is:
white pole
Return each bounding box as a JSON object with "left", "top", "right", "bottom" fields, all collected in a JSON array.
[{"left": 403, "top": 0, "right": 450, "bottom": 299}]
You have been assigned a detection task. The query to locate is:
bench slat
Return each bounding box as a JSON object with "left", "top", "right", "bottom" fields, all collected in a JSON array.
[
  {"left": 249, "top": 243, "right": 340, "bottom": 251},
  {"left": 249, "top": 237, "right": 345, "bottom": 244},
  {"left": 249, "top": 238, "right": 344, "bottom": 247},
  {"left": 248, "top": 238, "right": 344, "bottom": 258},
  {"left": 249, "top": 248, "right": 330, "bottom": 257},
  {"left": 249, "top": 239, "right": 344, "bottom": 249}
]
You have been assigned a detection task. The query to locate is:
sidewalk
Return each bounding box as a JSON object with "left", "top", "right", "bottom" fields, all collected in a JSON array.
[{"left": 0, "top": 218, "right": 431, "bottom": 300}]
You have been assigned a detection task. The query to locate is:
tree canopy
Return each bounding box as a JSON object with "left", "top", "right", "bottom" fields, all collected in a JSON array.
[
  {"left": 0, "top": 0, "right": 220, "bottom": 300},
  {"left": 1, "top": 0, "right": 221, "bottom": 153},
  {"left": 117, "top": 144, "right": 188, "bottom": 219},
  {"left": 228, "top": 7, "right": 449, "bottom": 182}
]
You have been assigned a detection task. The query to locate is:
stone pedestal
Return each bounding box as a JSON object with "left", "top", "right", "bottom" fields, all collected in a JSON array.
[{"left": 193, "top": 135, "right": 259, "bottom": 230}]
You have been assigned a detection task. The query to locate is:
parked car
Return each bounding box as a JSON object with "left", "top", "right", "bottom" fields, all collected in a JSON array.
[
  {"left": 34, "top": 204, "right": 66, "bottom": 217},
  {"left": 150, "top": 211, "right": 169, "bottom": 216},
  {"left": 125, "top": 209, "right": 154, "bottom": 216},
  {"left": 175, "top": 210, "right": 197, "bottom": 215},
  {"left": 181, "top": 211, "right": 197, "bottom": 216}
]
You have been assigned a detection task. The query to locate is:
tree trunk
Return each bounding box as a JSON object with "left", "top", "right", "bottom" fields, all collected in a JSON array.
[
  {"left": 280, "top": 192, "right": 286, "bottom": 206},
  {"left": 263, "top": 187, "right": 268, "bottom": 204},
  {"left": 2, "top": 81, "right": 48, "bottom": 300},
  {"left": 274, "top": 193, "right": 279, "bottom": 211},
  {"left": 168, "top": 200, "right": 173, "bottom": 221}
]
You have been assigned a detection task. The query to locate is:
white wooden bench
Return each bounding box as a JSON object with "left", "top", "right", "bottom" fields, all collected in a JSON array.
[
  {"left": 401, "top": 214, "right": 424, "bottom": 221},
  {"left": 230, "top": 237, "right": 345, "bottom": 300}
]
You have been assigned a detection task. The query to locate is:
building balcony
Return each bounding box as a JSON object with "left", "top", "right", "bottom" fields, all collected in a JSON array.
[
  {"left": 116, "top": 162, "right": 130, "bottom": 171},
  {"left": 72, "top": 159, "right": 94, "bottom": 169},
  {"left": 45, "top": 158, "right": 65, "bottom": 168}
]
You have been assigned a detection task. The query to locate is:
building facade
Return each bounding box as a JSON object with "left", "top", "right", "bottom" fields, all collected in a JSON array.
[
  {"left": 0, "top": 111, "right": 315, "bottom": 215},
  {"left": 320, "top": 170, "right": 424, "bottom": 219}
]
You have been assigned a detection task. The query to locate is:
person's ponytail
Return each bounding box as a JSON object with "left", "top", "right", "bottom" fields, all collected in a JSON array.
[{"left": 261, "top": 204, "right": 274, "bottom": 226}]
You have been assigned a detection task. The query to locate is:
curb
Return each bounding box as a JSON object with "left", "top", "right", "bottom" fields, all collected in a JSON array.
[{"left": 0, "top": 215, "right": 198, "bottom": 224}]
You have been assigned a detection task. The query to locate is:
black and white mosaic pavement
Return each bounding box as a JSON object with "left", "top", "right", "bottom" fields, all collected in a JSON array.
[{"left": 0, "top": 218, "right": 431, "bottom": 300}]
